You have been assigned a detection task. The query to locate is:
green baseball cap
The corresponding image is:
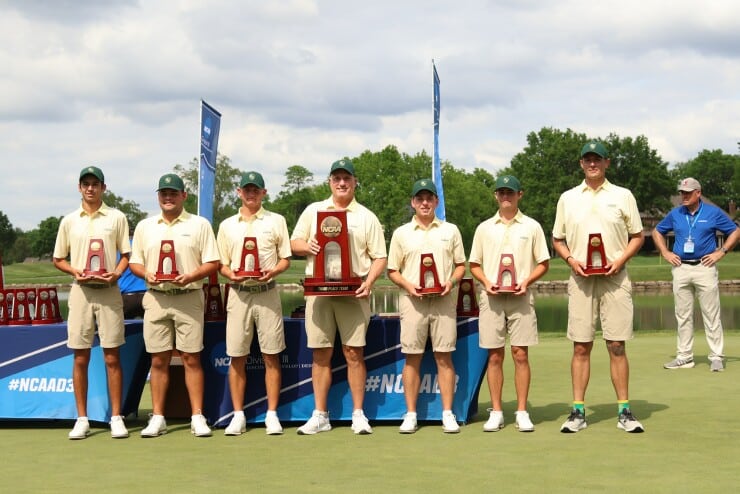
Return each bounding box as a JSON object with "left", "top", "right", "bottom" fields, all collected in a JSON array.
[
  {"left": 240, "top": 171, "right": 265, "bottom": 189},
  {"left": 412, "top": 178, "right": 438, "bottom": 196},
  {"left": 157, "top": 173, "right": 185, "bottom": 192},
  {"left": 580, "top": 141, "right": 609, "bottom": 158},
  {"left": 79, "top": 166, "right": 105, "bottom": 183},
  {"left": 494, "top": 175, "right": 521, "bottom": 192},
  {"left": 330, "top": 159, "right": 355, "bottom": 176}
]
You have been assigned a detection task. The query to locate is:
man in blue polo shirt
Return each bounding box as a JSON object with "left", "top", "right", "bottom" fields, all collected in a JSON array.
[
  {"left": 653, "top": 177, "right": 739, "bottom": 372},
  {"left": 118, "top": 237, "right": 146, "bottom": 319}
]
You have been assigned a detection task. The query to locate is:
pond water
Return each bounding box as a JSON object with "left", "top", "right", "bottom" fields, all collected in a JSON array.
[
  {"left": 280, "top": 287, "right": 740, "bottom": 332},
  {"left": 53, "top": 286, "right": 740, "bottom": 331}
]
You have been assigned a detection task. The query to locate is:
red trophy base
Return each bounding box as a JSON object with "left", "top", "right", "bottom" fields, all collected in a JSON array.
[
  {"left": 154, "top": 273, "right": 179, "bottom": 281},
  {"left": 233, "top": 270, "right": 262, "bottom": 279},
  {"left": 302, "top": 277, "right": 363, "bottom": 297},
  {"left": 418, "top": 287, "right": 444, "bottom": 296},
  {"left": 584, "top": 233, "right": 608, "bottom": 275},
  {"left": 456, "top": 278, "right": 479, "bottom": 317}
]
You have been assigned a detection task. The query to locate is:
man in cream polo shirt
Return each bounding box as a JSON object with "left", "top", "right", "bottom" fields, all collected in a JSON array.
[
  {"left": 469, "top": 175, "right": 549, "bottom": 433},
  {"left": 53, "top": 165, "right": 131, "bottom": 440},
  {"left": 387, "top": 179, "right": 466, "bottom": 434},
  {"left": 217, "top": 171, "right": 291, "bottom": 436},
  {"left": 129, "top": 173, "right": 220, "bottom": 438},
  {"left": 291, "top": 159, "right": 387, "bottom": 435},
  {"left": 552, "top": 141, "right": 645, "bottom": 434}
]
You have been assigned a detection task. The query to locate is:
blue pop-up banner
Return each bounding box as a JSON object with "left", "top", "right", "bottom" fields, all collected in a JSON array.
[{"left": 198, "top": 100, "right": 221, "bottom": 222}]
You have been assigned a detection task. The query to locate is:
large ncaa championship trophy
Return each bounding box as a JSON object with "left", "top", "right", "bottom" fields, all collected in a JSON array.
[
  {"left": 418, "top": 253, "right": 443, "bottom": 295},
  {"left": 233, "top": 237, "right": 261, "bottom": 278},
  {"left": 584, "top": 233, "right": 608, "bottom": 275},
  {"left": 495, "top": 253, "right": 517, "bottom": 293},
  {"left": 302, "top": 210, "right": 362, "bottom": 296},
  {"left": 155, "top": 240, "right": 179, "bottom": 281},
  {"left": 82, "top": 238, "right": 107, "bottom": 277}
]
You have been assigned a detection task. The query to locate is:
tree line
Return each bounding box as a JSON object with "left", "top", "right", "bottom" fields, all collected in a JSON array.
[{"left": 2, "top": 127, "right": 738, "bottom": 264}]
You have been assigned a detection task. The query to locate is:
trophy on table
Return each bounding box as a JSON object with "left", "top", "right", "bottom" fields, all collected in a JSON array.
[
  {"left": 155, "top": 240, "right": 179, "bottom": 281},
  {"left": 9, "top": 288, "right": 32, "bottom": 326},
  {"left": 302, "top": 210, "right": 362, "bottom": 296},
  {"left": 584, "top": 233, "right": 608, "bottom": 275},
  {"left": 456, "top": 278, "right": 479, "bottom": 317},
  {"left": 233, "top": 237, "right": 261, "bottom": 278},
  {"left": 418, "top": 253, "right": 443, "bottom": 295},
  {"left": 0, "top": 290, "right": 7, "bottom": 325},
  {"left": 33, "top": 287, "right": 62, "bottom": 324},
  {"left": 82, "top": 238, "right": 107, "bottom": 278},
  {"left": 203, "top": 273, "right": 225, "bottom": 321},
  {"left": 495, "top": 253, "right": 517, "bottom": 293},
  {"left": 26, "top": 289, "right": 36, "bottom": 320}
]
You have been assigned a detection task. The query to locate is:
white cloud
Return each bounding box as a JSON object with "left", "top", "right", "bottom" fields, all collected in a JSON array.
[{"left": 1, "top": 0, "right": 739, "bottom": 230}]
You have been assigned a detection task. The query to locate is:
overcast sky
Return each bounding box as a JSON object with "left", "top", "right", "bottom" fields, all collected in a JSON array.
[{"left": 2, "top": 0, "right": 739, "bottom": 231}]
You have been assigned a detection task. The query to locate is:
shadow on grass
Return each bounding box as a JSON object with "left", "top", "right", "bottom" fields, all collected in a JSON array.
[
  {"left": 472, "top": 398, "right": 669, "bottom": 427},
  {"left": 587, "top": 399, "right": 668, "bottom": 426}
]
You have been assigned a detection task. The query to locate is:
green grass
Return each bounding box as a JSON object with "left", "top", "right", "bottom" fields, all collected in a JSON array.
[
  {"left": 1, "top": 331, "right": 739, "bottom": 493},
  {"left": 542, "top": 251, "right": 740, "bottom": 282},
  {"left": 5, "top": 252, "right": 740, "bottom": 286}
]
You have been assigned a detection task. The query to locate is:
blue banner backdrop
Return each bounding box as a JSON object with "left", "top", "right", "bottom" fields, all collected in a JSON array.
[
  {"left": 0, "top": 323, "right": 149, "bottom": 422},
  {"left": 1, "top": 318, "right": 487, "bottom": 426},
  {"left": 203, "top": 317, "right": 487, "bottom": 427}
]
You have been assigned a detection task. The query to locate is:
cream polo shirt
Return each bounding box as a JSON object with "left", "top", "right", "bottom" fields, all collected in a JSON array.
[
  {"left": 553, "top": 179, "right": 643, "bottom": 263},
  {"left": 469, "top": 210, "right": 550, "bottom": 282},
  {"left": 291, "top": 197, "right": 387, "bottom": 278},
  {"left": 130, "top": 210, "right": 219, "bottom": 290},
  {"left": 387, "top": 216, "right": 465, "bottom": 285},
  {"left": 53, "top": 202, "right": 130, "bottom": 271},
  {"left": 216, "top": 206, "right": 292, "bottom": 285}
]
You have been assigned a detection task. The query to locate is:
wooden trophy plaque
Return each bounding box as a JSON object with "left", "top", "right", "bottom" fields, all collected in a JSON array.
[
  {"left": 495, "top": 253, "right": 517, "bottom": 293},
  {"left": 83, "top": 238, "right": 107, "bottom": 277},
  {"left": 302, "top": 210, "right": 362, "bottom": 296},
  {"left": 155, "top": 240, "right": 179, "bottom": 281},
  {"left": 233, "top": 237, "right": 261, "bottom": 278},
  {"left": 0, "top": 290, "right": 7, "bottom": 325},
  {"left": 585, "top": 233, "right": 608, "bottom": 275},
  {"left": 203, "top": 273, "right": 225, "bottom": 321},
  {"left": 418, "top": 253, "right": 443, "bottom": 295},
  {"left": 456, "top": 277, "right": 479, "bottom": 317},
  {"left": 9, "top": 288, "right": 32, "bottom": 326},
  {"left": 33, "top": 287, "right": 62, "bottom": 324}
]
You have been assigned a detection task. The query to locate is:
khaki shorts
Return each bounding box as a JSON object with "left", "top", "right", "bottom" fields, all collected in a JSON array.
[
  {"left": 399, "top": 292, "right": 457, "bottom": 353},
  {"left": 142, "top": 289, "right": 205, "bottom": 353},
  {"left": 478, "top": 290, "right": 539, "bottom": 348},
  {"left": 225, "top": 287, "right": 286, "bottom": 357},
  {"left": 66, "top": 283, "right": 125, "bottom": 349},
  {"left": 566, "top": 270, "right": 634, "bottom": 342},
  {"left": 305, "top": 296, "right": 370, "bottom": 348}
]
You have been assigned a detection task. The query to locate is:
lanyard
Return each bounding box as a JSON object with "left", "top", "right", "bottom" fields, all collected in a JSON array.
[{"left": 684, "top": 203, "right": 703, "bottom": 239}]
